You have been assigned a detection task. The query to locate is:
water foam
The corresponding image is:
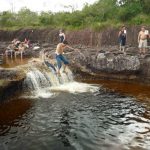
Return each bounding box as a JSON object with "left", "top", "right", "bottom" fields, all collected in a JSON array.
[
  {"left": 50, "top": 82, "right": 99, "bottom": 93},
  {"left": 23, "top": 65, "right": 99, "bottom": 97}
]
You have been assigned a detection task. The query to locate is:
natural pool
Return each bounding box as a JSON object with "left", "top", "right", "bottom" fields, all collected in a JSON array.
[{"left": 0, "top": 57, "right": 150, "bottom": 150}]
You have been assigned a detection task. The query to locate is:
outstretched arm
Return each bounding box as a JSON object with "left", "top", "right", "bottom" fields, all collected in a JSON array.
[{"left": 66, "top": 45, "right": 80, "bottom": 52}]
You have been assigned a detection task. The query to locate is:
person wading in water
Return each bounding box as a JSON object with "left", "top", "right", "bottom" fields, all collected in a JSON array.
[{"left": 138, "top": 26, "right": 149, "bottom": 55}]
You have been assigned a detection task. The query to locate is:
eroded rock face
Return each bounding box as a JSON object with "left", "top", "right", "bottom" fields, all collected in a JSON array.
[
  {"left": 0, "top": 68, "right": 26, "bottom": 81},
  {"left": 90, "top": 53, "right": 140, "bottom": 72},
  {"left": 0, "top": 65, "right": 28, "bottom": 102},
  {"left": 0, "top": 60, "right": 45, "bottom": 102},
  {"left": 0, "top": 80, "right": 23, "bottom": 102},
  {"left": 140, "top": 56, "right": 150, "bottom": 82},
  {"left": 65, "top": 49, "right": 140, "bottom": 73},
  {"left": 0, "top": 41, "right": 150, "bottom": 87},
  {"left": 0, "top": 26, "right": 150, "bottom": 47},
  {"left": 63, "top": 47, "right": 150, "bottom": 83}
]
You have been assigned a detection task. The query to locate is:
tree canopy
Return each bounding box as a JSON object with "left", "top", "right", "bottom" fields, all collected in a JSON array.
[{"left": 0, "top": 0, "right": 149, "bottom": 30}]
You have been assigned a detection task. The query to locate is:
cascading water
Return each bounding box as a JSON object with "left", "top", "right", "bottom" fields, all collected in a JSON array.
[
  {"left": 23, "top": 65, "right": 75, "bottom": 98},
  {"left": 22, "top": 63, "right": 98, "bottom": 98}
]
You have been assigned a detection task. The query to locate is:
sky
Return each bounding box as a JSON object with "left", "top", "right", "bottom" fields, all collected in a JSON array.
[{"left": 0, "top": 0, "right": 97, "bottom": 13}]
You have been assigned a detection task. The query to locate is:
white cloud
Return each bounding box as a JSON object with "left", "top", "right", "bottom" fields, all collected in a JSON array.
[{"left": 0, "top": 0, "right": 96, "bottom": 12}]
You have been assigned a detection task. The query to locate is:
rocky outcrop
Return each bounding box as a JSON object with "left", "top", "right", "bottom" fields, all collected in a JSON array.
[
  {"left": 0, "top": 43, "right": 150, "bottom": 103},
  {"left": 0, "top": 60, "right": 47, "bottom": 102},
  {"left": 0, "top": 40, "right": 150, "bottom": 84},
  {"left": 140, "top": 56, "right": 150, "bottom": 83},
  {"left": 64, "top": 46, "right": 150, "bottom": 83},
  {"left": 66, "top": 27, "right": 150, "bottom": 47},
  {"left": 0, "top": 26, "right": 149, "bottom": 47},
  {"left": 0, "top": 28, "right": 59, "bottom": 43},
  {"left": 0, "top": 26, "right": 149, "bottom": 104},
  {"left": 0, "top": 68, "right": 26, "bottom": 81},
  {"left": 0, "top": 80, "right": 23, "bottom": 102},
  {"left": 0, "top": 65, "right": 26, "bottom": 102}
]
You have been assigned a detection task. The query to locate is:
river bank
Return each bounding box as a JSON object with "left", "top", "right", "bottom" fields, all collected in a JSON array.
[
  {"left": 0, "top": 26, "right": 150, "bottom": 46},
  {"left": 0, "top": 40, "right": 150, "bottom": 85},
  {"left": 0, "top": 26, "right": 150, "bottom": 100},
  {"left": 0, "top": 74, "right": 150, "bottom": 150},
  {"left": 0, "top": 42, "right": 150, "bottom": 150}
]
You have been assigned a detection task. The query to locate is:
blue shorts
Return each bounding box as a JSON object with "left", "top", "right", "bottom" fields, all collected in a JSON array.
[
  {"left": 119, "top": 37, "right": 126, "bottom": 46},
  {"left": 56, "top": 54, "right": 69, "bottom": 69}
]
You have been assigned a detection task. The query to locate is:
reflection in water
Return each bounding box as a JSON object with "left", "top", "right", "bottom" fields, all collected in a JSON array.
[
  {"left": 0, "top": 99, "right": 32, "bottom": 136},
  {"left": 84, "top": 79, "right": 150, "bottom": 103},
  {"left": 0, "top": 57, "right": 29, "bottom": 68},
  {"left": 0, "top": 81, "right": 150, "bottom": 149},
  {"left": 59, "top": 109, "right": 71, "bottom": 147}
]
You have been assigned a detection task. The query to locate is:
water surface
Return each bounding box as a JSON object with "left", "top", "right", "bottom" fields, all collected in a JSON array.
[
  {"left": 0, "top": 57, "right": 30, "bottom": 68},
  {"left": 0, "top": 57, "right": 150, "bottom": 150},
  {"left": 0, "top": 81, "right": 150, "bottom": 150}
]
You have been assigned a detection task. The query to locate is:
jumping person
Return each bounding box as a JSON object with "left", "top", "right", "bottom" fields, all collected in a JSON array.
[
  {"left": 118, "top": 26, "right": 127, "bottom": 52},
  {"left": 59, "top": 29, "right": 65, "bottom": 43},
  {"left": 55, "top": 40, "right": 79, "bottom": 75}
]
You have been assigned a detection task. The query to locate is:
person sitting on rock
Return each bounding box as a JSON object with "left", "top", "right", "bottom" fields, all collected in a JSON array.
[
  {"left": 12, "top": 38, "right": 17, "bottom": 44},
  {"left": 18, "top": 42, "right": 25, "bottom": 51},
  {"left": 5, "top": 44, "right": 15, "bottom": 57},
  {"left": 14, "top": 39, "right": 21, "bottom": 51},
  {"left": 23, "top": 38, "right": 30, "bottom": 48},
  {"left": 15, "top": 42, "right": 28, "bottom": 58}
]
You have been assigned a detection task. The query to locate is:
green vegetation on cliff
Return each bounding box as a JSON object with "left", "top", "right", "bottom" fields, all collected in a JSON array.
[{"left": 0, "top": 0, "right": 150, "bottom": 31}]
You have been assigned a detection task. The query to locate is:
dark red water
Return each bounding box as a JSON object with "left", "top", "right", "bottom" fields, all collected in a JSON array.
[
  {"left": 0, "top": 57, "right": 30, "bottom": 68},
  {"left": 0, "top": 57, "right": 150, "bottom": 150}
]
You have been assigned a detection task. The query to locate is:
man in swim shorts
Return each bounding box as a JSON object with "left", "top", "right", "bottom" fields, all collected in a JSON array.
[{"left": 138, "top": 26, "right": 149, "bottom": 55}]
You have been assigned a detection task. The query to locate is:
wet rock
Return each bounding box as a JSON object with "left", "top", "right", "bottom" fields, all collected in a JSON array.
[
  {"left": 0, "top": 68, "right": 26, "bottom": 81},
  {"left": 141, "top": 56, "right": 150, "bottom": 79},
  {"left": 0, "top": 80, "right": 23, "bottom": 102},
  {"left": 67, "top": 49, "right": 140, "bottom": 73}
]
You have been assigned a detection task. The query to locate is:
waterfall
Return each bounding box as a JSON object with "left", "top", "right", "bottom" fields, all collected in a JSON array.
[
  {"left": 23, "top": 66, "right": 74, "bottom": 98},
  {"left": 22, "top": 60, "right": 99, "bottom": 98}
]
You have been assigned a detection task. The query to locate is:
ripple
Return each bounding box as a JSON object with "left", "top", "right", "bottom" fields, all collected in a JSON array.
[{"left": 0, "top": 85, "right": 150, "bottom": 150}]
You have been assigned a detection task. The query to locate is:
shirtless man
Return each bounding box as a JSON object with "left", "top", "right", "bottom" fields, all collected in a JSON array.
[
  {"left": 55, "top": 40, "right": 79, "bottom": 75},
  {"left": 138, "top": 26, "right": 149, "bottom": 55}
]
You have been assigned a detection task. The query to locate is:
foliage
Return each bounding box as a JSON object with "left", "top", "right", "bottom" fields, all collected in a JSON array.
[{"left": 0, "top": 0, "right": 150, "bottom": 31}]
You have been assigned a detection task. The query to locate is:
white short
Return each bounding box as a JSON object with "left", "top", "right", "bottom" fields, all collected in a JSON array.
[{"left": 139, "top": 39, "right": 147, "bottom": 48}]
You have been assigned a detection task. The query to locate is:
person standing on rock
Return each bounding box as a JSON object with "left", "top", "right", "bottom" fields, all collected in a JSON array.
[
  {"left": 55, "top": 40, "right": 79, "bottom": 76},
  {"left": 59, "top": 29, "right": 66, "bottom": 43},
  {"left": 138, "top": 26, "right": 149, "bottom": 55},
  {"left": 118, "top": 26, "right": 127, "bottom": 52}
]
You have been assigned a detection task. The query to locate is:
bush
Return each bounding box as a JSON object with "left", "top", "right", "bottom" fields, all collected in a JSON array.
[
  {"left": 130, "top": 14, "right": 150, "bottom": 25},
  {"left": 0, "top": 0, "right": 149, "bottom": 30}
]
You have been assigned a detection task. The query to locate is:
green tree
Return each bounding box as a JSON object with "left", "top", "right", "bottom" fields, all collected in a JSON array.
[
  {"left": 0, "top": 11, "right": 16, "bottom": 27},
  {"left": 39, "top": 11, "right": 54, "bottom": 26},
  {"left": 17, "top": 7, "right": 39, "bottom": 26}
]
